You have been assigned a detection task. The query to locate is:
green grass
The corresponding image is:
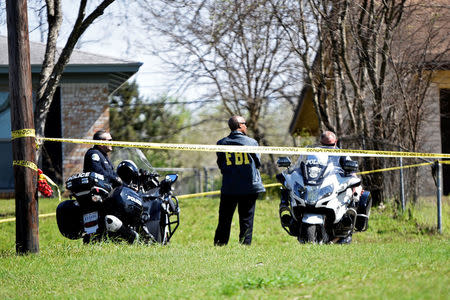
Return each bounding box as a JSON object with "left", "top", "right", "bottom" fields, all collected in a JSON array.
[{"left": 0, "top": 196, "right": 449, "bottom": 299}]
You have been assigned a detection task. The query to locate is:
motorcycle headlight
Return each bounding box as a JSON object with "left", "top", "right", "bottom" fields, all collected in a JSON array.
[
  {"left": 304, "top": 186, "right": 319, "bottom": 204},
  {"left": 308, "top": 166, "right": 321, "bottom": 179},
  {"left": 318, "top": 185, "right": 333, "bottom": 200},
  {"left": 293, "top": 182, "right": 305, "bottom": 199}
]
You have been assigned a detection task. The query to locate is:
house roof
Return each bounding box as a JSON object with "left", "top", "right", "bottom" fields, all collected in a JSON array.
[{"left": 0, "top": 35, "right": 142, "bottom": 94}]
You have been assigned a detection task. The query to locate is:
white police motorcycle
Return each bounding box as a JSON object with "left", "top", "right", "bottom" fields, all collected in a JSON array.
[{"left": 276, "top": 151, "right": 371, "bottom": 244}]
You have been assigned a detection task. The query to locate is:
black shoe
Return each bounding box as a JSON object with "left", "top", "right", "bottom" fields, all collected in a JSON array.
[{"left": 337, "top": 235, "right": 352, "bottom": 244}]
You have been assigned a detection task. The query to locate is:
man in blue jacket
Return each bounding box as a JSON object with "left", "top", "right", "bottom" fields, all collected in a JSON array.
[
  {"left": 214, "top": 116, "right": 266, "bottom": 246},
  {"left": 83, "top": 130, "right": 122, "bottom": 188}
]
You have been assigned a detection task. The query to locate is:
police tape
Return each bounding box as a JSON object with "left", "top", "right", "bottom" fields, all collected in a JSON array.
[
  {"left": 0, "top": 183, "right": 283, "bottom": 224},
  {"left": 11, "top": 129, "right": 35, "bottom": 140},
  {"left": 177, "top": 159, "right": 447, "bottom": 198},
  {"left": 356, "top": 160, "right": 450, "bottom": 175},
  {"left": 177, "top": 190, "right": 221, "bottom": 199},
  {"left": 11, "top": 129, "right": 38, "bottom": 171},
  {"left": 13, "top": 160, "right": 38, "bottom": 171},
  {"left": 0, "top": 157, "right": 446, "bottom": 225},
  {"left": 356, "top": 162, "right": 434, "bottom": 175},
  {"left": 177, "top": 183, "right": 284, "bottom": 199},
  {"left": 0, "top": 213, "right": 56, "bottom": 224},
  {"left": 39, "top": 137, "right": 450, "bottom": 159}
]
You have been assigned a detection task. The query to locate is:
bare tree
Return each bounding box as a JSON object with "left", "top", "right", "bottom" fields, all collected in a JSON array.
[
  {"left": 272, "top": 0, "right": 449, "bottom": 205},
  {"left": 137, "top": 0, "right": 301, "bottom": 147},
  {"left": 32, "top": 0, "right": 117, "bottom": 157},
  {"left": 386, "top": 2, "right": 450, "bottom": 203},
  {"left": 271, "top": 0, "right": 404, "bottom": 205}
]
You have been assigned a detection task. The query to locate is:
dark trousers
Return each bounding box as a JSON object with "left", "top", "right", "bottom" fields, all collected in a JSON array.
[{"left": 214, "top": 193, "right": 258, "bottom": 246}]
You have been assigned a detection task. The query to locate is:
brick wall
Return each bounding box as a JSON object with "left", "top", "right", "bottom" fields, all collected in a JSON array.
[
  {"left": 419, "top": 83, "right": 441, "bottom": 154},
  {"left": 60, "top": 83, "right": 109, "bottom": 181},
  {"left": 416, "top": 84, "right": 441, "bottom": 196}
]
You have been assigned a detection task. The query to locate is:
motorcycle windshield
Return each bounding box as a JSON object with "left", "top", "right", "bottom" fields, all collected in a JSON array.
[
  {"left": 294, "top": 147, "right": 344, "bottom": 184},
  {"left": 110, "top": 147, "right": 156, "bottom": 173}
]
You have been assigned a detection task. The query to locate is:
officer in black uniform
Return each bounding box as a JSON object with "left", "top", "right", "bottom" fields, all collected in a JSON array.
[
  {"left": 214, "top": 116, "right": 266, "bottom": 246},
  {"left": 83, "top": 130, "right": 122, "bottom": 187}
]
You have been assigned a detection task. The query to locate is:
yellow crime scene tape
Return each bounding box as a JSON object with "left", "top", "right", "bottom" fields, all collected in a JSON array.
[
  {"left": 11, "top": 129, "right": 38, "bottom": 171},
  {"left": 2, "top": 136, "right": 448, "bottom": 224},
  {"left": 11, "top": 129, "right": 35, "bottom": 140},
  {"left": 12, "top": 160, "right": 38, "bottom": 171},
  {"left": 1, "top": 157, "right": 444, "bottom": 224},
  {"left": 0, "top": 183, "right": 283, "bottom": 224},
  {"left": 39, "top": 137, "right": 450, "bottom": 159},
  {"left": 0, "top": 213, "right": 56, "bottom": 224},
  {"left": 356, "top": 160, "right": 450, "bottom": 175},
  {"left": 356, "top": 162, "right": 433, "bottom": 175}
]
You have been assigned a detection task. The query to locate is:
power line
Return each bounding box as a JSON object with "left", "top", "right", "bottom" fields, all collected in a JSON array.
[{"left": 110, "top": 99, "right": 217, "bottom": 107}]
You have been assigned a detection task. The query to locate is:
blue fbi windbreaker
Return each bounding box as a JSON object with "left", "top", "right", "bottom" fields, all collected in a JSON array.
[{"left": 216, "top": 131, "right": 266, "bottom": 195}]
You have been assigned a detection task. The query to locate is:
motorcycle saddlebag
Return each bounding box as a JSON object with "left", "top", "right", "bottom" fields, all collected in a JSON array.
[
  {"left": 56, "top": 200, "right": 83, "bottom": 239},
  {"left": 355, "top": 191, "right": 372, "bottom": 232},
  {"left": 142, "top": 197, "right": 163, "bottom": 243},
  {"left": 65, "top": 172, "right": 111, "bottom": 197}
]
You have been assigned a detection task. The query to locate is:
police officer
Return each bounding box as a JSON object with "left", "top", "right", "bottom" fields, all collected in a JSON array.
[
  {"left": 319, "top": 131, "right": 354, "bottom": 168},
  {"left": 214, "top": 116, "right": 266, "bottom": 246},
  {"left": 83, "top": 130, "right": 122, "bottom": 187}
]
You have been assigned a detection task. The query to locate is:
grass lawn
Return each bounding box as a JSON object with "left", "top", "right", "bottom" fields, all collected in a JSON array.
[{"left": 0, "top": 195, "right": 449, "bottom": 299}]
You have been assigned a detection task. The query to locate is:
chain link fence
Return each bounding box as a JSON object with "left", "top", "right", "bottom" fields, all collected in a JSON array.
[
  {"left": 154, "top": 167, "right": 222, "bottom": 196},
  {"left": 339, "top": 136, "right": 446, "bottom": 233}
]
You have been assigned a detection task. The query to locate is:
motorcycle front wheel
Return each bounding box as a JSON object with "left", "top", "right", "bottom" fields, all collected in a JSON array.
[{"left": 298, "top": 224, "right": 328, "bottom": 244}]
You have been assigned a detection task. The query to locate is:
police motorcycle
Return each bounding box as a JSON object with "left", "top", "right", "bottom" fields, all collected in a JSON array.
[
  {"left": 276, "top": 150, "right": 372, "bottom": 244},
  {"left": 56, "top": 148, "right": 180, "bottom": 245}
]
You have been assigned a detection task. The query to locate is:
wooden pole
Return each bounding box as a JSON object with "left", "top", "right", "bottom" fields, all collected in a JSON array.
[{"left": 6, "top": 0, "right": 39, "bottom": 254}]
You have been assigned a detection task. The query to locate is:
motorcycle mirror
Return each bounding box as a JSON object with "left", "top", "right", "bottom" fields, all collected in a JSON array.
[
  {"left": 342, "top": 160, "right": 358, "bottom": 173},
  {"left": 276, "top": 173, "right": 286, "bottom": 184},
  {"left": 277, "top": 157, "right": 291, "bottom": 168},
  {"left": 165, "top": 174, "right": 178, "bottom": 183}
]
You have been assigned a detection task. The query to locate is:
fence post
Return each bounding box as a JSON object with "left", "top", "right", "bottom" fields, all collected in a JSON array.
[
  {"left": 203, "top": 167, "right": 208, "bottom": 192},
  {"left": 435, "top": 161, "right": 443, "bottom": 234},
  {"left": 194, "top": 168, "right": 200, "bottom": 193},
  {"left": 399, "top": 146, "right": 405, "bottom": 212}
]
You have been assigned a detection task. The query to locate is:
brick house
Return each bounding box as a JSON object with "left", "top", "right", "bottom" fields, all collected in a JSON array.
[{"left": 0, "top": 36, "right": 142, "bottom": 193}]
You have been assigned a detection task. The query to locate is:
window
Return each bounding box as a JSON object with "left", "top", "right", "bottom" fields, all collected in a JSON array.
[
  {"left": 0, "top": 92, "right": 13, "bottom": 189},
  {"left": 0, "top": 92, "right": 10, "bottom": 139}
]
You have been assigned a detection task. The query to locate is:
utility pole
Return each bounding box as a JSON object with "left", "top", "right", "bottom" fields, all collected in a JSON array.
[{"left": 6, "top": 0, "right": 39, "bottom": 254}]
